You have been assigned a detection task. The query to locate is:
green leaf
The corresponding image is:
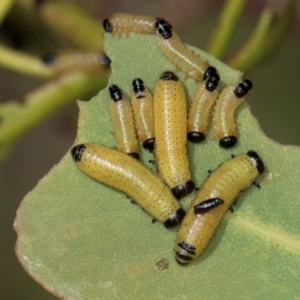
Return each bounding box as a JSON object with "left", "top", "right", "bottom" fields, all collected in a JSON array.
[{"left": 15, "top": 33, "right": 300, "bottom": 299}]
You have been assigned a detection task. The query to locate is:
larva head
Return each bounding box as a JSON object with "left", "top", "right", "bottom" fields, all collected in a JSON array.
[
  {"left": 143, "top": 138, "right": 155, "bottom": 152},
  {"left": 219, "top": 136, "right": 237, "bottom": 148},
  {"left": 132, "top": 78, "right": 145, "bottom": 93},
  {"left": 160, "top": 71, "right": 178, "bottom": 81},
  {"left": 103, "top": 19, "right": 112, "bottom": 33},
  {"left": 71, "top": 144, "right": 86, "bottom": 162},
  {"left": 99, "top": 55, "right": 111, "bottom": 66},
  {"left": 247, "top": 150, "right": 265, "bottom": 174},
  {"left": 203, "top": 66, "right": 217, "bottom": 81},
  {"left": 42, "top": 52, "right": 57, "bottom": 64},
  {"left": 172, "top": 180, "right": 195, "bottom": 200},
  {"left": 234, "top": 79, "right": 253, "bottom": 98},
  {"left": 155, "top": 18, "right": 172, "bottom": 39},
  {"left": 187, "top": 132, "right": 206, "bottom": 143},
  {"left": 205, "top": 73, "right": 220, "bottom": 92},
  {"left": 164, "top": 208, "right": 186, "bottom": 228},
  {"left": 109, "top": 84, "right": 123, "bottom": 101},
  {"left": 175, "top": 241, "right": 196, "bottom": 265}
]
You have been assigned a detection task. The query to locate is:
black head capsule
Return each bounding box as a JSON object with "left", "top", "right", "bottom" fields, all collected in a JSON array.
[
  {"left": 132, "top": 78, "right": 145, "bottom": 93},
  {"left": 109, "top": 84, "right": 123, "bottom": 101},
  {"left": 155, "top": 18, "right": 172, "bottom": 39},
  {"left": 172, "top": 180, "right": 195, "bottom": 200},
  {"left": 103, "top": 19, "right": 112, "bottom": 33},
  {"left": 205, "top": 73, "right": 220, "bottom": 92},
  {"left": 164, "top": 208, "right": 186, "bottom": 228},
  {"left": 143, "top": 138, "right": 155, "bottom": 152},
  {"left": 100, "top": 55, "right": 111, "bottom": 66},
  {"left": 187, "top": 132, "right": 206, "bottom": 143},
  {"left": 71, "top": 144, "right": 86, "bottom": 162},
  {"left": 203, "top": 66, "right": 217, "bottom": 81},
  {"left": 247, "top": 150, "right": 265, "bottom": 174},
  {"left": 234, "top": 79, "right": 253, "bottom": 98},
  {"left": 160, "top": 71, "right": 178, "bottom": 81},
  {"left": 219, "top": 136, "right": 237, "bottom": 148}
]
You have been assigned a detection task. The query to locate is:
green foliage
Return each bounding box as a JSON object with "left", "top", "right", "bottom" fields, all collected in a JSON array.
[{"left": 15, "top": 33, "right": 300, "bottom": 299}]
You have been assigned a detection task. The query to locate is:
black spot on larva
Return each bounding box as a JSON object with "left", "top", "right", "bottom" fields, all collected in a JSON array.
[
  {"left": 155, "top": 18, "right": 172, "bottom": 39},
  {"left": 193, "top": 198, "right": 224, "bottom": 214},
  {"left": 132, "top": 78, "right": 145, "bottom": 93},
  {"left": 234, "top": 79, "right": 253, "bottom": 98},
  {"left": 143, "top": 138, "right": 155, "bottom": 152},
  {"left": 42, "top": 52, "right": 56, "bottom": 64},
  {"left": 160, "top": 71, "right": 178, "bottom": 81}
]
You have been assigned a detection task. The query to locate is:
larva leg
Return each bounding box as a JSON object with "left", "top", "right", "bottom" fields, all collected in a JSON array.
[{"left": 252, "top": 181, "right": 261, "bottom": 188}]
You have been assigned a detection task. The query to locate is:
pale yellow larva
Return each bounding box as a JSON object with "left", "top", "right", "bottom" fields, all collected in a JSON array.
[
  {"left": 71, "top": 143, "right": 186, "bottom": 228},
  {"left": 131, "top": 78, "right": 155, "bottom": 152},
  {"left": 42, "top": 51, "right": 110, "bottom": 73},
  {"left": 174, "top": 151, "right": 264, "bottom": 265},
  {"left": 153, "top": 71, "right": 195, "bottom": 200},
  {"left": 212, "top": 79, "right": 253, "bottom": 148},
  {"left": 103, "top": 13, "right": 170, "bottom": 37},
  {"left": 155, "top": 19, "right": 210, "bottom": 81},
  {"left": 109, "top": 84, "right": 140, "bottom": 159},
  {"left": 187, "top": 67, "right": 220, "bottom": 143}
]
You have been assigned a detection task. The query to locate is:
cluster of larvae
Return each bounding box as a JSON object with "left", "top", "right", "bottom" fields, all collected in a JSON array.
[{"left": 71, "top": 13, "right": 264, "bottom": 265}]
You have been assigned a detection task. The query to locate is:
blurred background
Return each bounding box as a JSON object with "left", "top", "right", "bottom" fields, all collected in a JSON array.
[{"left": 0, "top": 0, "right": 299, "bottom": 299}]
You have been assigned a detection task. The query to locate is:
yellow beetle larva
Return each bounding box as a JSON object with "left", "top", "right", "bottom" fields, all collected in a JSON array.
[
  {"left": 109, "top": 84, "right": 140, "bottom": 159},
  {"left": 71, "top": 143, "right": 186, "bottom": 228},
  {"left": 174, "top": 151, "right": 264, "bottom": 265},
  {"left": 103, "top": 13, "right": 170, "bottom": 36},
  {"left": 153, "top": 71, "right": 195, "bottom": 199},
  {"left": 131, "top": 78, "right": 155, "bottom": 152},
  {"left": 187, "top": 67, "right": 220, "bottom": 143},
  {"left": 212, "top": 80, "right": 253, "bottom": 148},
  {"left": 42, "top": 52, "right": 111, "bottom": 73},
  {"left": 155, "top": 19, "right": 210, "bottom": 81}
]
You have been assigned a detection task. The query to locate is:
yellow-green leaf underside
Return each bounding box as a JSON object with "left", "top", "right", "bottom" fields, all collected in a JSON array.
[{"left": 15, "top": 33, "right": 300, "bottom": 299}]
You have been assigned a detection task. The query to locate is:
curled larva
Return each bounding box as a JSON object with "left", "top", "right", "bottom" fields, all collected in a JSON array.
[
  {"left": 155, "top": 19, "right": 210, "bottom": 81},
  {"left": 174, "top": 151, "right": 264, "bottom": 265},
  {"left": 71, "top": 143, "right": 186, "bottom": 228},
  {"left": 103, "top": 13, "right": 170, "bottom": 36},
  {"left": 212, "top": 79, "right": 253, "bottom": 148},
  {"left": 109, "top": 84, "right": 140, "bottom": 159},
  {"left": 42, "top": 51, "right": 110, "bottom": 73},
  {"left": 153, "top": 71, "right": 195, "bottom": 200},
  {"left": 187, "top": 67, "right": 220, "bottom": 143},
  {"left": 131, "top": 78, "right": 155, "bottom": 152}
]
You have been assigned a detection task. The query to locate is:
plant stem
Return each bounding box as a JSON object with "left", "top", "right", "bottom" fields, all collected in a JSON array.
[
  {"left": 0, "top": 0, "right": 14, "bottom": 24},
  {"left": 0, "top": 44, "right": 56, "bottom": 78},
  {"left": 0, "top": 70, "right": 109, "bottom": 162},
  {"left": 206, "top": 0, "right": 247, "bottom": 59},
  {"left": 38, "top": 1, "right": 104, "bottom": 52},
  {"left": 227, "top": 0, "right": 296, "bottom": 73}
]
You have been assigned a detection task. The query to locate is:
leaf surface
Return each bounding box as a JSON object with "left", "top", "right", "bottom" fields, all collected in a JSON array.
[{"left": 15, "top": 33, "right": 300, "bottom": 300}]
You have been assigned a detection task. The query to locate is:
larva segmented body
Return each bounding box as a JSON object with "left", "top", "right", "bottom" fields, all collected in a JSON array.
[
  {"left": 155, "top": 19, "right": 210, "bottom": 81},
  {"left": 42, "top": 51, "right": 111, "bottom": 73},
  {"left": 103, "top": 13, "right": 161, "bottom": 36},
  {"left": 174, "top": 151, "right": 264, "bottom": 265},
  {"left": 71, "top": 143, "right": 186, "bottom": 228},
  {"left": 187, "top": 67, "right": 220, "bottom": 143},
  {"left": 153, "top": 71, "right": 195, "bottom": 200},
  {"left": 212, "top": 80, "right": 253, "bottom": 148},
  {"left": 131, "top": 78, "right": 155, "bottom": 152},
  {"left": 109, "top": 84, "right": 140, "bottom": 159}
]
